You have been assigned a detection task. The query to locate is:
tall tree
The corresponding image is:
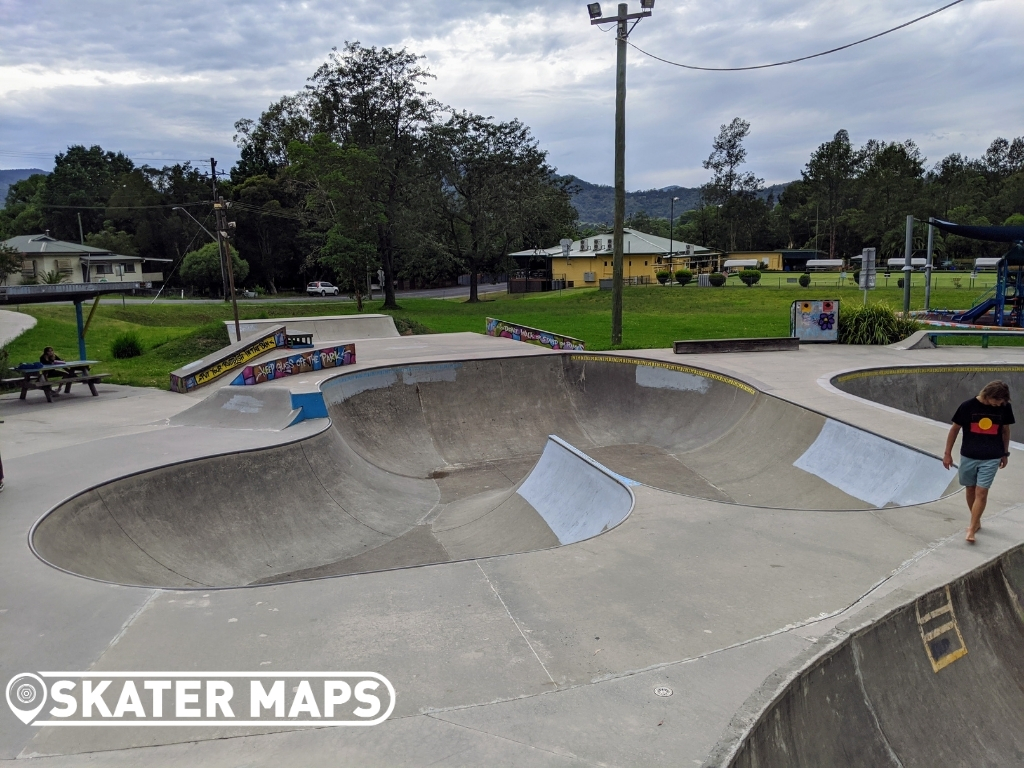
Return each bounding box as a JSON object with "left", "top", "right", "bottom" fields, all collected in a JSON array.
[
  {"left": 306, "top": 43, "right": 438, "bottom": 308},
  {"left": 41, "top": 145, "right": 134, "bottom": 241},
  {"left": 802, "top": 130, "right": 860, "bottom": 259},
  {"left": 701, "top": 118, "right": 764, "bottom": 251},
  {"left": 288, "top": 134, "right": 381, "bottom": 306},
  {"left": 424, "top": 112, "right": 574, "bottom": 302},
  {"left": 851, "top": 139, "right": 925, "bottom": 256}
]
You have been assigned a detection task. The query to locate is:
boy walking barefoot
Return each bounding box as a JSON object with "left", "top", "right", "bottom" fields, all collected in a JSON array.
[{"left": 943, "top": 381, "right": 1014, "bottom": 543}]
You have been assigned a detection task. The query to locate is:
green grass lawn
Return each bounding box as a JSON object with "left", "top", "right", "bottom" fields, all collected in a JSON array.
[{"left": 1, "top": 278, "right": 1011, "bottom": 390}]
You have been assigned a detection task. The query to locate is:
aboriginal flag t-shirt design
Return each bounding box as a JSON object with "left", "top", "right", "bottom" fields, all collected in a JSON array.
[{"left": 952, "top": 397, "right": 1015, "bottom": 460}]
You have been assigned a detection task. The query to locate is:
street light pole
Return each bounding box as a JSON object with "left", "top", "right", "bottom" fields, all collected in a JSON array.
[
  {"left": 590, "top": 0, "right": 653, "bottom": 346},
  {"left": 668, "top": 195, "right": 679, "bottom": 282},
  {"left": 903, "top": 214, "right": 914, "bottom": 316}
]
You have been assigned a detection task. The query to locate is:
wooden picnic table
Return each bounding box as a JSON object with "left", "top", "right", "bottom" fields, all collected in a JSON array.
[{"left": 3, "top": 360, "right": 110, "bottom": 403}]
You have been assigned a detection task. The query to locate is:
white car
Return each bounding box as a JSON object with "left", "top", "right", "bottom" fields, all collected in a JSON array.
[{"left": 306, "top": 281, "right": 340, "bottom": 297}]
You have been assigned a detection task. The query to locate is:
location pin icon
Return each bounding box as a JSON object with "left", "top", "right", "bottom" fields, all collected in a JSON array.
[{"left": 6, "top": 674, "right": 47, "bottom": 725}]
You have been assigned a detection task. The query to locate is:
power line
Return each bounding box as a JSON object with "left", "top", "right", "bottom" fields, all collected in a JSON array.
[
  {"left": 0, "top": 149, "right": 212, "bottom": 165},
  {"left": 627, "top": 0, "right": 966, "bottom": 71},
  {"left": 40, "top": 202, "right": 208, "bottom": 210}
]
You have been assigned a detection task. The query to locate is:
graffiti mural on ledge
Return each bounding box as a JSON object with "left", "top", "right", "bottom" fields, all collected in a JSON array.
[
  {"left": 486, "top": 317, "right": 585, "bottom": 350},
  {"left": 230, "top": 343, "right": 356, "bottom": 386}
]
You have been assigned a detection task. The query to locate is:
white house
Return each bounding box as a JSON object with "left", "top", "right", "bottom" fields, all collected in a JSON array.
[{"left": 1, "top": 234, "right": 168, "bottom": 286}]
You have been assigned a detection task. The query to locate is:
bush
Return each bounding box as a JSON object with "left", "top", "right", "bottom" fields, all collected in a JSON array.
[
  {"left": 674, "top": 269, "right": 693, "bottom": 286},
  {"left": 656, "top": 270, "right": 670, "bottom": 285},
  {"left": 738, "top": 269, "right": 761, "bottom": 287},
  {"left": 111, "top": 331, "right": 144, "bottom": 359},
  {"left": 708, "top": 272, "right": 726, "bottom": 287},
  {"left": 838, "top": 303, "right": 920, "bottom": 345},
  {"left": 798, "top": 273, "right": 811, "bottom": 288},
  {"left": 181, "top": 242, "right": 249, "bottom": 295},
  {"left": 897, "top": 277, "right": 905, "bottom": 289},
  {"left": 852, "top": 269, "right": 860, "bottom": 285}
]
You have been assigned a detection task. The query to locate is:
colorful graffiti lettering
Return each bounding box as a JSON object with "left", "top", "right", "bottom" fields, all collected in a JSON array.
[
  {"left": 230, "top": 343, "right": 356, "bottom": 386},
  {"left": 170, "top": 327, "right": 287, "bottom": 393},
  {"left": 485, "top": 317, "right": 585, "bottom": 351}
]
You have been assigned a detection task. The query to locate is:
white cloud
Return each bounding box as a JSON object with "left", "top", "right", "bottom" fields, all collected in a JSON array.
[{"left": 0, "top": 0, "right": 1022, "bottom": 189}]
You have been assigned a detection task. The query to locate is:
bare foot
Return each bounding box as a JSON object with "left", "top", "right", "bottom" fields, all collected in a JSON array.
[{"left": 966, "top": 528, "right": 977, "bottom": 543}]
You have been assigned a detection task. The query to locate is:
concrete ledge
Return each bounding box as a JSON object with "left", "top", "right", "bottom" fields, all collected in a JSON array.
[{"left": 674, "top": 337, "right": 799, "bottom": 354}]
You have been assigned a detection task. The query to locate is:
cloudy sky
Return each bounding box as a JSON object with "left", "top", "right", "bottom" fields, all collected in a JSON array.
[{"left": 1, "top": 0, "right": 1020, "bottom": 188}]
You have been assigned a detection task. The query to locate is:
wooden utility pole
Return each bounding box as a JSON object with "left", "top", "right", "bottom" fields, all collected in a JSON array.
[
  {"left": 214, "top": 195, "right": 242, "bottom": 343},
  {"left": 210, "top": 158, "right": 229, "bottom": 299},
  {"left": 591, "top": 1, "right": 653, "bottom": 346}
]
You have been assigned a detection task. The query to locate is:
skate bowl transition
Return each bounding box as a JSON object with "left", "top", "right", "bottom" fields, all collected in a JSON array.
[
  {"left": 719, "top": 544, "right": 1024, "bottom": 766},
  {"left": 832, "top": 364, "right": 1024, "bottom": 424},
  {"left": 33, "top": 355, "right": 960, "bottom": 589}
]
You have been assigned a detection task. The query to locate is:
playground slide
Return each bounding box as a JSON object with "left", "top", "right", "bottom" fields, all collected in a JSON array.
[{"left": 952, "top": 297, "right": 998, "bottom": 323}]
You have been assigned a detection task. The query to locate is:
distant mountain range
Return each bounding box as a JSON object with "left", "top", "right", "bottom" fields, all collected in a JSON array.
[
  {"left": 0, "top": 168, "right": 47, "bottom": 205},
  {"left": 564, "top": 176, "right": 791, "bottom": 226}
]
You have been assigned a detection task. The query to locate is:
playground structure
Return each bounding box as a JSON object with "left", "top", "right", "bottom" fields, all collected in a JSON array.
[{"left": 922, "top": 219, "right": 1024, "bottom": 328}]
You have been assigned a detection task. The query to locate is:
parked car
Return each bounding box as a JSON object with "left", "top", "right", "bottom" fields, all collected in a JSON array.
[{"left": 306, "top": 281, "right": 340, "bottom": 296}]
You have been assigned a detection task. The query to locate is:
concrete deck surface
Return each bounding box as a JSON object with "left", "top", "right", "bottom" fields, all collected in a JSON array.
[{"left": 1, "top": 331, "right": 1022, "bottom": 766}]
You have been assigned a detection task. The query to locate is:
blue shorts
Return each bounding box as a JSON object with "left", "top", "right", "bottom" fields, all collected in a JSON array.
[{"left": 959, "top": 457, "right": 1001, "bottom": 489}]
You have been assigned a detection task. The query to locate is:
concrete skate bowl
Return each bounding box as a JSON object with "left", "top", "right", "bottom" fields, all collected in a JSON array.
[
  {"left": 831, "top": 364, "right": 1024, "bottom": 424},
  {"left": 33, "top": 355, "right": 958, "bottom": 589},
  {"left": 718, "top": 545, "right": 1024, "bottom": 767}
]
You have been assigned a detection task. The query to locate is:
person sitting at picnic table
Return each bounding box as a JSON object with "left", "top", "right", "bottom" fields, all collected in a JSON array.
[{"left": 39, "top": 347, "right": 65, "bottom": 365}]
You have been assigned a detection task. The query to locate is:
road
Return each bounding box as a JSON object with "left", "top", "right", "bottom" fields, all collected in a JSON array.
[{"left": 97, "top": 282, "right": 509, "bottom": 305}]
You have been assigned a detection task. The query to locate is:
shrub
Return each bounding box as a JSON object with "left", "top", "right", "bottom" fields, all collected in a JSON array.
[
  {"left": 111, "top": 331, "right": 144, "bottom": 359},
  {"left": 708, "top": 272, "right": 726, "bottom": 287},
  {"left": 738, "top": 269, "right": 761, "bottom": 287},
  {"left": 674, "top": 269, "right": 693, "bottom": 286},
  {"left": 656, "top": 270, "right": 670, "bottom": 285},
  {"left": 897, "top": 277, "right": 905, "bottom": 289},
  {"left": 798, "top": 273, "right": 811, "bottom": 288},
  {"left": 838, "top": 303, "right": 920, "bottom": 345},
  {"left": 852, "top": 269, "right": 860, "bottom": 285}
]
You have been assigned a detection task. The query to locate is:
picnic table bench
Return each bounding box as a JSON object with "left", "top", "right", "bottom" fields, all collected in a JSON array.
[{"left": 2, "top": 361, "right": 110, "bottom": 403}]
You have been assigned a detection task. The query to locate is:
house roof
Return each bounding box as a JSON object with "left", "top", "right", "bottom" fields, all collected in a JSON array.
[
  {"left": 2, "top": 234, "right": 113, "bottom": 256},
  {"left": 509, "top": 229, "right": 711, "bottom": 258},
  {"left": 1, "top": 234, "right": 168, "bottom": 262}
]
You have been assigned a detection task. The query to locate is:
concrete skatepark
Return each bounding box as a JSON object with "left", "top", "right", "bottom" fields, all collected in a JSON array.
[{"left": 2, "top": 312, "right": 1023, "bottom": 766}]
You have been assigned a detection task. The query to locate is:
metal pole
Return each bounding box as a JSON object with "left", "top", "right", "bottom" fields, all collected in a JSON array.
[
  {"left": 74, "top": 300, "right": 86, "bottom": 360},
  {"left": 903, "top": 214, "right": 914, "bottom": 315},
  {"left": 611, "top": 3, "right": 627, "bottom": 345},
  {"left": 924, "top": 219, "right": 934, "bottom": 312},
  {"left": 77, "top": 213, "right": 84, "bottom": 245}
]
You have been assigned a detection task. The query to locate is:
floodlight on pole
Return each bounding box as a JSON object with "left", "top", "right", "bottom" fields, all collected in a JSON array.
[
  {"left": 587, "top": 3, "right": 602, "bottom": 19},
  {"left": 640, "top": 0, "right": 654, "bottom": 8}
]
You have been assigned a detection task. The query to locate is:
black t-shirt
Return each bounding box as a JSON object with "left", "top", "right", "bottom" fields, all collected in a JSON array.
[{"left": 952, "top": 397, "right": 1015, "bottom": 460}]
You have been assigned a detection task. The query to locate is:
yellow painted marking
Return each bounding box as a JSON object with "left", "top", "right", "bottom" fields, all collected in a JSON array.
[
  {"left": 917, "top": 604, "right": 952, "bottom": 623},
  {"left": 836, "top": 364, "right": 1024, "bottom": 384},
  {"left": 921, "top": 621, "right": 958, "bottom": 642},
  {"left": 915, "top": 585, "right": 968, "bottom": 673},
  {"left": 569, "top": 354, "right": 757, "bottom": 395}
]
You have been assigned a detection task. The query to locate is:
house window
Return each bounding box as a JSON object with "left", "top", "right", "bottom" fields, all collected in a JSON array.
[
  {"left": 122, "top": 262, "right": 136, "bottom": 273},
  {"left": 644, "top": 261, "right": 648, "bottom": 266},
  {"left": 604, "top": 261, "right": 608, "bottom": 267},
  {"left": 94, "top": 264, "right": 113, "bottom": 275}
]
